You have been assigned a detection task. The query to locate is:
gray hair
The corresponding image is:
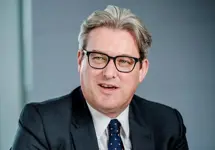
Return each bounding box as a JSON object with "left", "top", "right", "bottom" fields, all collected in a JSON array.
[{"left": 78, "top": 5, "right": 152, "bottom": 60}]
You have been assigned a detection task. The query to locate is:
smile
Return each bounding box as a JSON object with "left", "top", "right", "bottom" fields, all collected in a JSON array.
[{"left": 98, "top": 83, "right": 119, "bottom": 90}]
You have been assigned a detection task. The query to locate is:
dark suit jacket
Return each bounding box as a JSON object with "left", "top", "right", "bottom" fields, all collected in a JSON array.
[{"left": 11, "top": 86, "right": 188, "bottom": 150}]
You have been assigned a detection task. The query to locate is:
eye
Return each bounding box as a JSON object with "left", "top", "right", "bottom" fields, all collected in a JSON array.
[
  {"left": 92, "top": 56, "right": 104, "bottom": 60},
  {"left": 90, "top": 52, "right": 107, "bottom": 61},
  {"left": 90, "top": 53, "right": 108, "bottom": 64},
  {"left": 118, "top": 57, "right": 133, "bottom": 65},
  {"left": 119, "top": 59, "right": 130, "bottom": 64}
]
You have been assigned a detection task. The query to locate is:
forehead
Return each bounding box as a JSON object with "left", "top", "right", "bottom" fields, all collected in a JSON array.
[{"left": 86, "top": 27, "right": 139, "bottom": 57}]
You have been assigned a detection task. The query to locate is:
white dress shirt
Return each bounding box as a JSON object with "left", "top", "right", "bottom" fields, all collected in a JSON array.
[{"left": 87, "top": 103, "right": 132, "bottom": 150}]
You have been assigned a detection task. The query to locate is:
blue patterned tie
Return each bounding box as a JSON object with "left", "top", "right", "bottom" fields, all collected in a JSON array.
[{"left": 108, "top": 119, "right": 124, "bottom": 150}]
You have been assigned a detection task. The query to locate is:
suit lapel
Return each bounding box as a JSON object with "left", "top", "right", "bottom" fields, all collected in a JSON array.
[
  {"left": 70, "top": 87, "right": 99, "bottom": 150},
  {"left": 129, "top": 97, "right": 155, "bottom": 150}
]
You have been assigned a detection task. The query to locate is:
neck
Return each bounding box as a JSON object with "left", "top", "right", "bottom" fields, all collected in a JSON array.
[{"left": 99, "top": 105, "right": 129, "bottom": 118}]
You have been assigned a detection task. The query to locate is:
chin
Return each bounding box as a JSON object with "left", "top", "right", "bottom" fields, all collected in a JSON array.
[{"left": 100, "top": 101, "right": 120, "bottom": 109}]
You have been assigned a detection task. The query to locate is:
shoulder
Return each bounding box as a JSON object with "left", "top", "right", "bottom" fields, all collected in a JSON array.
[
  {"left": 133, "top": 94, "right": 182, "bottom": 119},
  {"left": 23, "top": 93, "right": 72, "bottom": 118},
  {"left": 20, "top": 86, "right": 84, "bottom": 129},
  {"left": 133, "top": 94, "right": 177, "bottom": 115},
  {"left": 22, "top": 86, "right": 82, "bottom": 119},
  {"left": 132, "top": 94, "right": 186, "bottom": 136},
  {"left": 19, "top": 93, "right": 73, "bottom": 130}
]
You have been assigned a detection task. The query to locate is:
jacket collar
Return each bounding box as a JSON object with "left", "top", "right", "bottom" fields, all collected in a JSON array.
[
  {"left": 129, "top": 96, "right": 155, "bottom": 150},
  {"left": 70, "top": 87, "right": 99, "bottom": 150}
]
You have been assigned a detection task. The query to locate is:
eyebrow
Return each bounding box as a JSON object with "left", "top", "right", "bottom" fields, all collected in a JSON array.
[{"left": 90, "top": 49, "right": 137, "bottom": 58}]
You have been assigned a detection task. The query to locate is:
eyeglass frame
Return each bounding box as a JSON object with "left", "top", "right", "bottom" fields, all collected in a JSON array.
[{"left": 82, "top": 49, "right": 142, "bottom": 73}]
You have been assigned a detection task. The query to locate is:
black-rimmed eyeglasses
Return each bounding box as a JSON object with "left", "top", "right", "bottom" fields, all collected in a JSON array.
[{"left": 82, "top": 49, "right": 141, "bottom": 73}]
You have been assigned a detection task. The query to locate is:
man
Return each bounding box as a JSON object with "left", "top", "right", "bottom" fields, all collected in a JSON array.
[{"left": 11, "top": 5, "right": 188, "bottom": 150}]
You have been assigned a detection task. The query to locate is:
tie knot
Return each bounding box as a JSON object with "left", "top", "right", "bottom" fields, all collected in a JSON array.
[{"left": 108, "top": 119, "right": 121, "bottom": 134}]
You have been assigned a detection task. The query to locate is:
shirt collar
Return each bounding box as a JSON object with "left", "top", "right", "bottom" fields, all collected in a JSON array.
[
  {"left": 87, "top": 102, "right": 130, "bottom": 139},
  {"left": 116, "top": 105, "right": 129, "bottom": 138}
]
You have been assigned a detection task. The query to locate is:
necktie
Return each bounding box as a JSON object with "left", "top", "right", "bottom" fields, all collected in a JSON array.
[{"left": 108, "top": 119, "right": 124, "bottom": 150}]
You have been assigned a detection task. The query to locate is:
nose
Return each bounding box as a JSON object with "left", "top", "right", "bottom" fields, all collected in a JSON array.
[{"left": 102, "top": 59, "right": 117, "bottom": 79}]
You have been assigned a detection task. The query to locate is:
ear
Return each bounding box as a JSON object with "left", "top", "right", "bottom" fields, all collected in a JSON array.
[
  {"left": 139, "top": 59, "right": 149, "bottom": 83},
  {"left": 77, "top": 50, "right": 83, "bottom": 72}
]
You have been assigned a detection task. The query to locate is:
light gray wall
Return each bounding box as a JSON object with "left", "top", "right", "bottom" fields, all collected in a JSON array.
[
  {"left": 30, "top": 0, "right": 215, "bottom": 150},
  {"left": 0, "top": 1, "right": 23, "bottom": 150},
  {"left": 0, "top": 1, "right": 32, "bottom": 149}
]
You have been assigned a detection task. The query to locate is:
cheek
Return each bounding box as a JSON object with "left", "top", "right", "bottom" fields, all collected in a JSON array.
[
  {"left": 120, "top": 72, "right": 140, "bottom": 92},
  {"left": 81, "top": 64, "right": 101, "bottom": 84},
  {"left": 121, "top": 71, "right": 140, "bottom": 85},
  {"left": 80, "top": 61, "right": 91, "bottom": 84}
]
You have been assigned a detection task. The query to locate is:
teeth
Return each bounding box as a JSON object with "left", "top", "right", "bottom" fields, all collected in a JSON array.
[{"left": 100, "top": 84, "right": 116, "bottom": 88}]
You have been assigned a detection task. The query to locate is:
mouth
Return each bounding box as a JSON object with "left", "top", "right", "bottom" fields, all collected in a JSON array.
[{"left": 98, "top": 83, "right": 119, "bottom": 90}]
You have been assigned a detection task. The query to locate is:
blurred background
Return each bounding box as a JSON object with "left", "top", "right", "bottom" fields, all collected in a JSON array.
[{"left": 0, "top": 0, "right": 215, "bottom": 149}]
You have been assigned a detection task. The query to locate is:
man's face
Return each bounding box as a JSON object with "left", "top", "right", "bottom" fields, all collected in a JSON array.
[{"left": 78, "top": 27, "right": 149, "bottom": 116}]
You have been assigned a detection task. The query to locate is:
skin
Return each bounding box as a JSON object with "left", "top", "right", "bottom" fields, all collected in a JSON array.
[{"left": 78, "top": 27, "right": 149, "bottom": 118}]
